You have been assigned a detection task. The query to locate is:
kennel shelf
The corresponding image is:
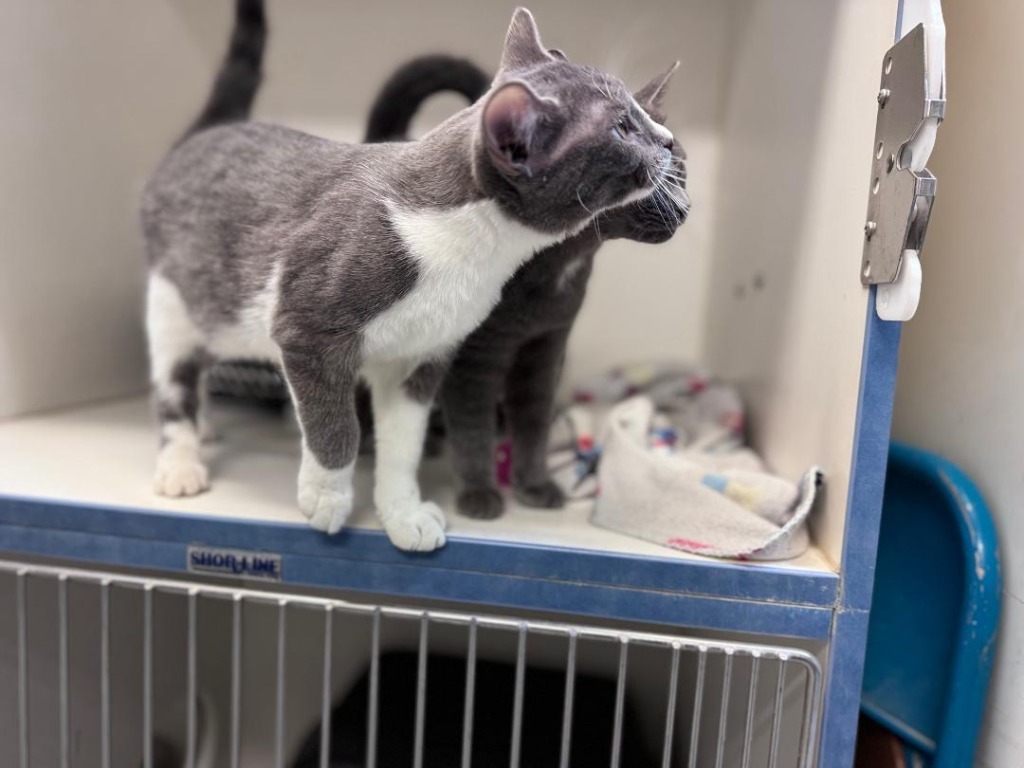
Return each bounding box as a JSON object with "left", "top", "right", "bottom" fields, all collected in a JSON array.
[{"left": 0, "top": 396, "right": 838, "bottom": 640}]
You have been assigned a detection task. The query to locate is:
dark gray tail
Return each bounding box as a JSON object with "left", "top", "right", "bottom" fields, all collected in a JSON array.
[
  {"left": 364, "top": 55, "right": 491, "bottom": 143},
  {"left": 184, "top": 0, "right": 267, "bottom": 139}
]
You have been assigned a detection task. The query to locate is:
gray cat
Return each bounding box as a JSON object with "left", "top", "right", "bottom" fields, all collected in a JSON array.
[
  {"left": 141, "top": 0, "right": 683, "bottom": 551},
  {"left": 364, "top": 56, "right": 688, "bottom": 519}
]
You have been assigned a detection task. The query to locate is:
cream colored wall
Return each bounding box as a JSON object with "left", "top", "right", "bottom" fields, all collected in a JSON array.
[
  {"left": 702, "top": 0, "right": 898, "bottom": 566},
  {"left": 891, "top": 0, "right": 1023, "bottom": 764},
  {"left": 0, "top": 0, "right": 733, "bottom": 420},
  {"left": 0, "top": 1, "right": 224, "bottom": 419}
]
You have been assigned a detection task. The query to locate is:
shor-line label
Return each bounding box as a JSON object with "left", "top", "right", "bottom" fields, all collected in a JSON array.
[{"left": 187, "top": 546, "right": 283, "bottom": 582}]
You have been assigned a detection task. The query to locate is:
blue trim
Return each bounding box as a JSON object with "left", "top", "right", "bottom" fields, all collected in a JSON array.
[
  {"left": 817, "top": 286, "right": 904, "bottom": 765},
  {"left": 0, "top": 516, "right": 834, "bottom": 639},
  {"left": 840, "top": 294, "right": 902, "bottom": 613},
  {"left": 819, "top": 608, "right": 872, "bottom": 768},
  {"left": 0, "top": 493, "right": 837, "bottom": 610}
]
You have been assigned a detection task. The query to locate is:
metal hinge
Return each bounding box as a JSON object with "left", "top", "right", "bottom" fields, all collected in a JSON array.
[{"left": 860, "top": 16, "right": 945, "bottom": 320}]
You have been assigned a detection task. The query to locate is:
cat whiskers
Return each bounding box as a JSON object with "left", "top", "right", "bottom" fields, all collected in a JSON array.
[
  {"left": 657, "top": 171, "right": 690, "bottom": 216},
  {"left": 662, "top": 172, "right": 689, "bottom": 191},
  {"left": 646, "top": 169, "right": 690, "bottom": 230},
  {"left": 645, "top": 169, "right": 673, "bottom": 231},
  {"left": 661, "top": 168, "right": 689, "bottom": 185}
]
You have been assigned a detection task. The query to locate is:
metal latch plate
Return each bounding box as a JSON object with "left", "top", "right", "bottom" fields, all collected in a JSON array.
[{"left": 861, "top": 24, "right": 944, "bottom": 285}]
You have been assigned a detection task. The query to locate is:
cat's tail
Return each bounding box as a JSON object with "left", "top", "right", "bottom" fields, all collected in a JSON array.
[
  {"left": 184, "top": 0, "right": 267, "bottom": 139},
  {"left": 364, "top": 55, "right": 491, "bottom": 143}
]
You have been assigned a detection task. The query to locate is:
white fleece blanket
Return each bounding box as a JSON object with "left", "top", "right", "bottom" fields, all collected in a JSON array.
[{"left": 546, "top": 365, "right": 821, "bottom": 560}]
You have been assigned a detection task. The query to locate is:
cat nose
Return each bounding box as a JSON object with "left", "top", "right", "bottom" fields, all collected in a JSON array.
[
  {"left": 650, "top": 121, "right": 674, "bottom": 147},
  {"left": 662, "top": 136, "right": 674, "bottom": 151}
]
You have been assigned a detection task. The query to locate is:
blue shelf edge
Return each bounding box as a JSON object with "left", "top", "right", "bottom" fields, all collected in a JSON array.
[
  {"left": 0, "top": 493, "right": 837, "bottom": 640},
  {"left": 818, "top": 284, "right": 904, "bottom": 765}
]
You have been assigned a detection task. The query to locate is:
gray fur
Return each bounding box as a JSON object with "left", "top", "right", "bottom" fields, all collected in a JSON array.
[
  {"left": 281, "top": 339, "right": 362, "bottom": 470},
  {"left": 156, "top": 354, "right": 208, "bottom": 439},
  {"left": 143, "top": 5, "right": 681, "bottom": 537},
  {"left": 143, "top": 123, "right": 422, "bottom": 331},
  {"left": 441, "top": 181, "right": 689, "bottom": 520},
  {"left": 365, "top": 57, "right": 688, "bottom": 519},
  {"left": 403, "top": 360, "right": 451, "bottom": 405},
  {"left": 185, "top": 0, "right": 267, "bottom": 139}
]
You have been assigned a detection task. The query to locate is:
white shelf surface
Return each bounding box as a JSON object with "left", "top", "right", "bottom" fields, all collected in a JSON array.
[{"left": 0, "top": 396, "right": 835, "bottom": 573}]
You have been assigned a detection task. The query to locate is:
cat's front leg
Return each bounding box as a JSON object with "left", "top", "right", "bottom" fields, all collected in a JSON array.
[
  {"left": 365, "top": 359, "right": 449, "bottom": 552},
  {"left": 441, "top": 347, "right": 512, "bottom": 520},
  {"left": 280, "top": 343, "right": 361, "bottom": 535},
  {"left": 506, "top": 329, "right": 571, "bottom": 509}
]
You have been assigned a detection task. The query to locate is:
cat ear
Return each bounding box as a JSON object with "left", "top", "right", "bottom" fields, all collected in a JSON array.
[
  {"left": 635, "top": 61, "right": 679, "bottom": 122},
  {"left": 482, "top": 80, "right": 559, "bottom": 178},
  {"left": 548, "top": 48, "right": 568, "bottom": 61},
  {"left": 499, "top": 8, "right": 553, "bottom": 72}
]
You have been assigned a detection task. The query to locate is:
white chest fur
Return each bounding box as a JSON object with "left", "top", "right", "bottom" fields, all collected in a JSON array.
[{"left": 362, "top": 200, "right": 563, "bottom": 361}]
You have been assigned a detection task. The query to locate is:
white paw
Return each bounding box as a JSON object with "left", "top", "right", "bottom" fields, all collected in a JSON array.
[
  {"left": 297, "top": 458, "right": 354, "bottom": 535},
  {"left": 154, "top": 458, "right": 210, "bottom": 498},
  {"left": 381, "top": 501, "right": 448, "bottom": 552},
  {"left": 298, "top": 484, "right": 353, "bottom": 535}
]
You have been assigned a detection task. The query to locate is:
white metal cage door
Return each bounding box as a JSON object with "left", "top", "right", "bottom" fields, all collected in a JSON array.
[{"left": 0, "top": 561, "right": 823, "bottom": 768}]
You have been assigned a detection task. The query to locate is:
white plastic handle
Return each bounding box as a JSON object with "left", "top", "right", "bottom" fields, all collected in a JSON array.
[
  {"left": 875, "top": 0, "right": 945, "bottom": 321},
  {"left": 877, "top": 249, "right": 922, "bottom": 321}
]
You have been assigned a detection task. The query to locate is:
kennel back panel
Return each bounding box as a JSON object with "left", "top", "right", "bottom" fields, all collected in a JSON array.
[
  {"left": 0, "top": 561, "right": 823, "bottom": 768},
  {"left": 0, "top": 0, "right": 900, "bottom": 571}
]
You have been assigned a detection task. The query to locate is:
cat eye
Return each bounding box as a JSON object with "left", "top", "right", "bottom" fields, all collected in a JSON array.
[{"left": 613, "top": 116, "right": 636, "bottom": 140}]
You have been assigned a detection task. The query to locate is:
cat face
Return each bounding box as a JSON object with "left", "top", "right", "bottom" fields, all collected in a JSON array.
[
  {"left": 598, "top": 65, "right": 690, "bottom": 245},
  {"left": 475, "top": 8, "right": 680, "bottom": 235}
]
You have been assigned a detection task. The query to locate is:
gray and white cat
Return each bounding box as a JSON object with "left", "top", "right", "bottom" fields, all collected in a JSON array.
[
  {"left": 141, "top": 0, "right": 680, "bottom": 551},
  {"left": 364, "top": 56, "right": 688, "bottom": 519}
]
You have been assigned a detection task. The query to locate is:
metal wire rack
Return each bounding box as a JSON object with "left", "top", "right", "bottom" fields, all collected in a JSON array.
[{"left": 0, "top": 560, "right": 823, "bottom": 768}]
